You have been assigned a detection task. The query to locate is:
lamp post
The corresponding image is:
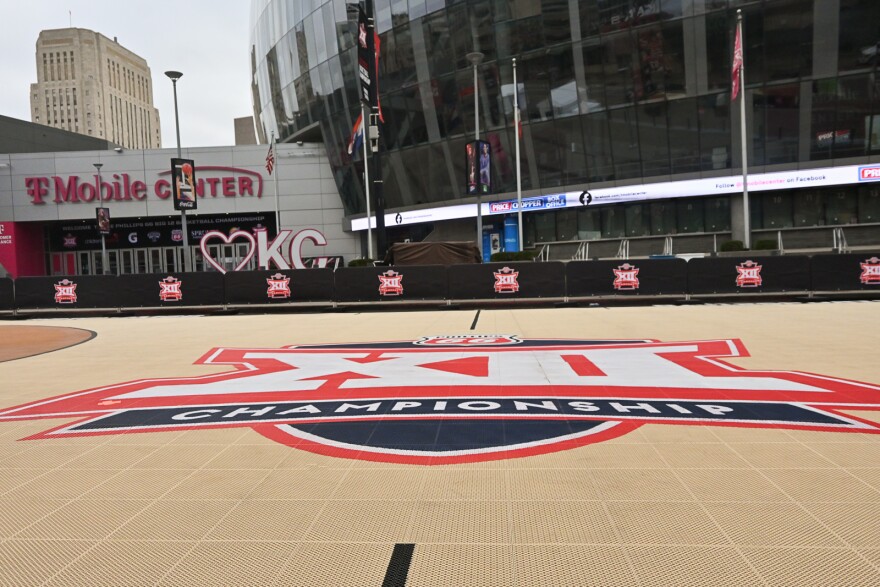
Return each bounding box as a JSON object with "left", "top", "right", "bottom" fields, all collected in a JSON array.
[
  {"left": 94, "top": 162, "right": 109, "bottom": 275},
  {"left": 164, "top": 70, "right": 191, "bottom": 272},
  {"left": 466, "top": 51, "right": 485, "bottom": 258}
]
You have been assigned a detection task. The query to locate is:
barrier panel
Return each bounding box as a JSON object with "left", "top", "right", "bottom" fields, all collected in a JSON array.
[
  {"left": 224, "top": 269, "right": 335, "bottom": 305},
  {"left": 566, "top": 259, "right": 688, "bottom": 297},
  {"left": 687, "top": 255, "right": 811, "bottom": 295},
  {"left": 334, "top": 265, "right": 448, "bottom": 302},
  {"left": 810, "top": 253, "right": 880, "bottom": 291},
  {"left": 14, "top": 275, "right": 121, "bottom": 309},
  {"left": 116, "top": 272, "right": 226, "bottom": 307},
  {"left": 0, "top": 278, "right": 14, "bottom": 311},
  {"left": 448, "top": 262, "right": 566, "bottom": 300}
]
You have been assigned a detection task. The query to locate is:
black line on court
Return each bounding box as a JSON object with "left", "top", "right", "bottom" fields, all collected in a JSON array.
[
  {"left": 382, "top": 543, "right": 415, "bottom": 587},
  {"left": 469, "top": 309, "right": 481, "bottom": 330}
]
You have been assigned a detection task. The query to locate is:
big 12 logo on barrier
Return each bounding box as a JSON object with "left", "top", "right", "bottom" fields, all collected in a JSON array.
[
  {"left": 736, "top": 260, "right": 762, "bottom": 288},
  {"left": 266, "top": 273, "right": 291, "bottom": 299},
  {"left": 378, "top": 270, "right": 403, "bottom": 296},
  {"left": 53, "top": 279, "right": 77, "bottom": 304},
  {"left": 158, "top": 276, "right": 183, "bottom": 302},
  {"left": 861, "top": 257, "right": 880, "bottom": 284},
  {"left": 613, "top": 263, "right": 640, "bottom": 290},
  {"left": 493, "top": 267, "right": 520, "bottom": 293},
  {"left": 2, "top": 336, "right": 879, "bottom": 465}
]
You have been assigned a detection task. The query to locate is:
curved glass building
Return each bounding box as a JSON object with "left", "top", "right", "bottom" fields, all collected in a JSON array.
[{"left": 250, "top": 0, "right": 880, "bottom": 252}]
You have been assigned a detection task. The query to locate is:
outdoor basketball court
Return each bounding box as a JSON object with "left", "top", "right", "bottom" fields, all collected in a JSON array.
[{"left": 1, "top": 301, "right": 879, "bottom": 586}]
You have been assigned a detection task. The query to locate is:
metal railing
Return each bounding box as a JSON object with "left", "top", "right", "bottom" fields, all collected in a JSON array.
[
  {"left": 535, "top": 244, "right": 549, "bottom": 262},
  {"left": 616, "top": 239, "right": 630, "bottom": 259},
  {"left": 833, "top": 227, "right": 848, "bottom": 253},
  {"left": 573, "top": 241, "right": 590, "bottom": 260}
]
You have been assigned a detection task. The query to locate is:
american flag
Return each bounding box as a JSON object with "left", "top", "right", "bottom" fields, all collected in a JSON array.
[{"left": 265, "top": 144, "right": 275, "bottom": 175}]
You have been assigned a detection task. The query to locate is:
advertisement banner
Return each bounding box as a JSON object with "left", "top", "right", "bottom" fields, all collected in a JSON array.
[
  {"left": 14, "top": 275, "right": 121, "bottom": 309},
  {"left": 466, "top": 140, "right": 491, "bottom": 196},
  {"left": 687, "top": 256, "right": 811, "bottom": 295},
  {"left": 810, "top": 253, "right": 880, "bottom": 291},
  {"left": 224, "top": 269, "right": 335, "bottom": 305},
  {"left": 566, "top": 259, "right": 688, "bottom": 297},
  {"left": 0, "top": 278, "right": 13, "bottom": 311},
  {"left": 96, "top": 207, "right": 110, "bottom": 235},
  {"left": 115, "top": 272, "right": 225, "bottom": 307},
  {"left": 356, "top": 3, "right": 372, "bottom": 103},
  {"left": 48, "top": 213, "right": 275, "bottom": 252},
  {"left": 171, "top": 158, "right": 197, "bottom": 211},
  {"left": 334, "top": 265, "right": 448, "bottom": 302},
  {"left": 448, "top": 262, "right": 565, "bottom": 300}
]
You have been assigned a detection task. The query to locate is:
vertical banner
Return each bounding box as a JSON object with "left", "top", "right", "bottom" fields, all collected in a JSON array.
[
  {"left": 356, "top": 4, "right": 371, "bottom": 104},
  {"left": 466, "top": 140, "right": 491, "bottom": 195},
  {"left": 170, "top": 158, "right": 197, "bottom": 211},
  {"left": 96, "top": 207, "right": 110, "bottom": 235}
]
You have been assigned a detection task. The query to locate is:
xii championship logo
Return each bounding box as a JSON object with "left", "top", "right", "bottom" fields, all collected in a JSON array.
[{"left": 2, "top": 336, "right": 879, "bottom": 465}]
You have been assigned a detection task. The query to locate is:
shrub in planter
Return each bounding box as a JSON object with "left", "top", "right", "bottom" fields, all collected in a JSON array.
[
  {"left": 490, "top": 251, "right": 538, "bottom": 262},
  {"left": 347, "top": 258, "right": 375, "bottom": 267},
  {"left": 754, "top": 239, "right": 778, "bottom": 250},
  {"left": 719, "top": 240, "right": 745, "bottom": 252}
]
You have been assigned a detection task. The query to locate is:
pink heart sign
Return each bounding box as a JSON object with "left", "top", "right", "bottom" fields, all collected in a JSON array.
[{"left": 199, "top": 230, "right": 257, "bottom": 274}]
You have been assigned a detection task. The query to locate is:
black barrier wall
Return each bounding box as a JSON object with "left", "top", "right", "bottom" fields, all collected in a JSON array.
[
  {"left": 334, "top": 265, "right": 448, "bottom": 302},
  {"left": 116, "top": 272, "right": 226, "bottom": 307},
  {"left": 224, "top": 269, "right": 335, "bottom": 305},
  {"left": 687, "top": 255, "right": 812, "bottom": 295},
  {"left": 810, "top": 253, "right": 880, "bottom": 292},
  {"left": 447, "top": 262, "right": 566, "bottom": 300},
  {"left": 14, "top": 275, "right": 121, "bottom": 309},
  {"left": 0, "top": 278, "right": 14, "bottom": 311},
  {"left": 8, "top": 254, "right": 880, "bottom": 314},
  {"left": 566, "top": 259, "right": 688, "bottom": 297}
]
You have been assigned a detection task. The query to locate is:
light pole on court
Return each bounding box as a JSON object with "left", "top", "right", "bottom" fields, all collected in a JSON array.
[
  {"left": 165, "top": 70, "right": 191, "bottom": 272},
  {"left": 466, "top": 51, "right": 484, "bottom": 258},
  {"left": 94, "top": 162, "right": 109, "bottom": 275}
]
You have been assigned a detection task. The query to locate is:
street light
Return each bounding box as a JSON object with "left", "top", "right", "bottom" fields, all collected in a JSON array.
[
  {"left": 466, "top": 51, "right": 485, "bottom": 258},
  {"left": 164, "top": 70, "right": 191, "bottom": 272},
  {"left": 94, "top": 162, "right": 109, "bottom": 275}
]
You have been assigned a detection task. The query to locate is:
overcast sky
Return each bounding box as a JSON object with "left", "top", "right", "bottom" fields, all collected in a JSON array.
[{"left": 0, "top": 0, "right": 255, "bottom": 148}]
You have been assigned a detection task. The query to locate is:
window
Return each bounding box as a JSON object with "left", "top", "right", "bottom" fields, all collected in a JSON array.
[
  {"left": 825, "top": 188, "right": 859, "bottom": 225},
  {"left": 761, "top": 192, "right": 794, "bottom": 229},
  {"left": 676, "top": 199, "right": 705, "bottom": 233}
]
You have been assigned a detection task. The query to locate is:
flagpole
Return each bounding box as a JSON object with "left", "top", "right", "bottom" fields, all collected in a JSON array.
[
  {"left": 737, "top": 9, "right": 750, "bottom": 249},
  {"left": 513, "top": 57, "right": 523, "bottom": 251},
  {"left": 361, "top": 105, "right": 373, "bottom": 260},
  {"left": 272, "top": 131, "right": 280, "bottom": 234}
]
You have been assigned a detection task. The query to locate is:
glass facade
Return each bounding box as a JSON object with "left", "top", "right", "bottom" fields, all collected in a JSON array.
[{"left": 250, "top": 0, "right": 880, "bottom": 236}]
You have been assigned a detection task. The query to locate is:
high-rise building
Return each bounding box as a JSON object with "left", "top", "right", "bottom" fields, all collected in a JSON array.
[
  {"left": 250, "top": 0, "right": 880, "bottom": 255},
  {"left": 234, "top": 115, "right": 258, "bottom": 145},
  {"left": 30, "top": 28, "right": 161, "bottom": 150}
]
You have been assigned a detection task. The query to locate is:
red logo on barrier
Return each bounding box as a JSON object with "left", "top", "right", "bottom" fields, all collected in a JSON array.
[
  {"left": 158, "top": 276, "right": 183, "bottom": 302},
  {"left": 613, "top": 263, "right": 640, "bottom": 290},
  {"left": 860, "top": 257, "right": 880, "bottom": 285},
  {"left": 494, "top": 267, "right": 520, "bottom": 293},
  {"left": 736, "top": 260, "right": 763, "bottom": 288},
  {"left": 378, "top": 270, "right": 404, "bottom": 296},
  {"left": 53, "top": 279, "right": 77, "bottom": 304},
  {"left": 266, "top": 273, "right": 291, "bottom": 299},
  {"left": 62, "top": 234, "right": 77, "bottom": 248},
  {"left": 2, "top": 338, "right": 879, "bottom": 465}
]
